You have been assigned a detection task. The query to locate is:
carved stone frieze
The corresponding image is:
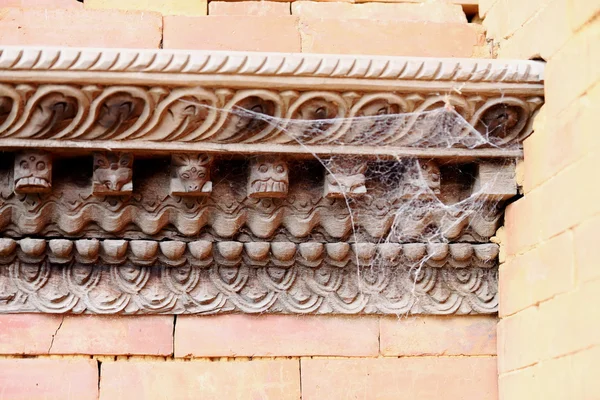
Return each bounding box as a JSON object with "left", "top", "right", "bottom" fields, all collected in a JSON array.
[
  {"left": 0, "top": 46, "right": 544, "bottom": 316},
  {"left": 0, "top": 261, "right": 497, "bottom": 315}
]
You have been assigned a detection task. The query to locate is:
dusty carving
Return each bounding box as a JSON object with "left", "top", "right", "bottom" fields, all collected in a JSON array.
[
  {"left": 13, "top": 151, "right": 52, "bottom": 193},
  {"left": 92, "top": 152, "right": 134, "bottom": 195},
  {"left": 0, "top": 261, "right": 498, "bottom": 315},
  {"left": 170, "top": 154, "right": 213, "bottom": 196},
  {"left": 248, "top": 157, "right": 289, "bottom": 198},
  {"left": 324, "top": 159, "right": 367, "bottom": 198}
]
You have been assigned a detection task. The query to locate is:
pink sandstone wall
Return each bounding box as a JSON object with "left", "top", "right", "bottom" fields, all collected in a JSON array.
[
  {"left": 481, "top": 0, "right": 600, "bottom": 398},
  {"left": 0, "top": 1, "right": 499, "bottom": 398}
]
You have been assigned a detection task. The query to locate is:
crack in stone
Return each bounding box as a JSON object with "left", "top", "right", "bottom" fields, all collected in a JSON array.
[{"left": 47, "top": 315, "right": 65, "bottom": 354}]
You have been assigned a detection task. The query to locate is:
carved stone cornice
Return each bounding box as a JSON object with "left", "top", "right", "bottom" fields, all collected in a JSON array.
[
  {"left": 0, "top": 46, "right": 544, "bottom": 158},
  {"left": 0, "top": 47, "right": 542, "bottom": 316}
]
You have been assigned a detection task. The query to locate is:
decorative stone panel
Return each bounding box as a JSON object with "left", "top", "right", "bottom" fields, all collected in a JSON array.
[{"left": 0, "top": 46, "right": 545, "bottom": 315}]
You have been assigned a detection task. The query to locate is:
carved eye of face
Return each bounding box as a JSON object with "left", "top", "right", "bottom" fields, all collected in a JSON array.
[
  {"left": 20, "top": 160, "right": 29, "bottom": 170},
  {"left": 258, "top": 164, "right": 268, "bottom": 173},
  {"left": 275, "top": 164, "right": 285, "bottom": 174},
  {"left": 315, "top": 107, "right": 327, "bottom": 119},
  {"left": 181, "top": 173, "right": 190, "bottom": 179},
  {"left": 377, "top": 107, "right": 388, "bottom": 115},
  {"left": 96, "top": 158, "right": 106, "bottom": 168},
  {"left": 198, "top": 171, "right": 206, "bottom": 179},
  {"left": 36, "top": 161, "right": 45, "bottom": 171},
  {"left": 120, "top": 158, "right": 130, "bottom": 167}
]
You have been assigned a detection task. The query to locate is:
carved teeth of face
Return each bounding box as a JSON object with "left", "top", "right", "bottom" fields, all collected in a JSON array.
[
  {"left": 15, "top": 177, "right": 50, "bottom": 188},
  {"left": 252, "top": 179, "right": 287, "bottom": 193}
]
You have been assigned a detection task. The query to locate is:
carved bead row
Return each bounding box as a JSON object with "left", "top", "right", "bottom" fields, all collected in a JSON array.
[
  {"left": 0, "top": 84, "right": 543, "bottom": 147},
  {"left": 0, "top": 237, "right": 499, "bottom": 269}
]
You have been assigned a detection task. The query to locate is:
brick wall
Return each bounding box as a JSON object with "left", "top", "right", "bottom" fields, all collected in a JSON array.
[
  {"left": 0, "top": 314, "right": 498, "bottom": 399},
  {"left": 482, "top": 0, "right": 600, "bottom": 398},
  {"left": 0, "top": 0, "right": 499, "bottom": 399}
]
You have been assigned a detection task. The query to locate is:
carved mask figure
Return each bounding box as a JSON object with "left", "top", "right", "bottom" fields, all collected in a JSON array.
[
  {"left": 13, "top": 151, "right": 52, "bottom": 193},
  {"left": 324, "top": 159, "right": 367, "bottom": 198},
  {"left": 92, "top": 152, "right": 133, "bottom": 195},
  {"left": 420, "top": 160, "right": 441, "bottom": 194},
  {"left": 171, "top": 154, "right": 213, "bottom": 196},
  {"left": 248, "top": 157, "right": 288, "bottom": 198}
]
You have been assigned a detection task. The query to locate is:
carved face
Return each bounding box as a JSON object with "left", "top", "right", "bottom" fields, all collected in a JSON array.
[
  {"left": 325, "top": 173, "right": 366, "bottom": 198},
  {"left": 93, "top": 153, "right": 133, "bottom": 195},
  {"left": 248, "top": 157, "right": 288, "bottom": 198},
  {"left": 420, "top": 160, "right": 441, "bottom": 193},
  {"left": 171, "top": 154, "right": 213, "bottom": 196},
  {"left": 14, "top": 152, "right": 52, "bottom": 193}
]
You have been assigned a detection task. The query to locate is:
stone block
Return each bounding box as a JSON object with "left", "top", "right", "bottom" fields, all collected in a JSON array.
[
  {"left": 380, "top": 315, "right": 497, "bottom": 356},
  {"left": 84, "top": 0, "right": 207, "bottom": 16},
  {"left": 99, "top": 359, "right": 301, "bottom": 400},
  {"left": 301, "top": 357, "right": 498, "bottom": 400},
  {"left": 175, "top": 314, "right": 379, "bottom": 357},
  {"left": 291, "top": 1, "right": 466, "bottom": 22},
  {"left": 209, "top": 1, "right": 290, "bottom": 15},
  {"left": 163, "top": 16, "right": 301, "bottom": 51},
  {"left": 299, "top": 19, "right": 486, "bottom": 57},
  {"left": 0, "top": 8, "right": 161, "bottom": 48},
  {"left": 0, "top": 358, "right": 98, "bottom": 400}
]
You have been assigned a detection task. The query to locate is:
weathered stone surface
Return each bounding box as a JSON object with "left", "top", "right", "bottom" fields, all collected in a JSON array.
[
  {"left": 84, "top": 0, "right": 207, "bottom": 16},
  {"left": 163, "top": 16, "right": 301, "bottom": 51},
  {"left": 301, "top": 357, "right": 498, "bottom": 400},
  {"left": 299, "top": 19, "right": 487, "bottom": 57},
  {"left": 209, "top": 1, "right": 290, "bottom": 15},
  {"left": 0, "top": 359, "right": 98, "bottom": 400},
  {"left": 0, "top": 8, "right": 161, "bottom": 48},
  {"left": 380, "top": 315, "right": 497, "bottom": 356},
  {"left": 99, "top": 359, "right": 301, "bottom": 400},
  {"left": 175, "top": 314, "right": 379, "bottom": 357}
]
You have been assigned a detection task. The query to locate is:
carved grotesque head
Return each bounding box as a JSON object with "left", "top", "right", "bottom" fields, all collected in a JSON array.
[
  {"left": 248, "top": 156, "right": 288, "bottom": 198},
  {"left": 420, "top": 160, "right": 441, "bottom": 194},
  {"left": 324, "top": 159, "right": 367, "bottom": 198},
  {"left": 92, "top": 152, "right": 133, "bottom": 195},
  {"left": 171, "top": 154, "right": 213, "bottom": 196},
  {"left": 13, "top": 151, "right": 52, "bottom": 193}
]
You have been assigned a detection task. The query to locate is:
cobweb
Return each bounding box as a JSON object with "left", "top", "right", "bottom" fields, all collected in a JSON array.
[{"left": 179, "top": 98, "right": 517, "bottom": 316}]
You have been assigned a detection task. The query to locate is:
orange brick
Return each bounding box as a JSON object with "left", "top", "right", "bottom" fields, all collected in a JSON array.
[
  {"left": 499, "top": 231, "right": 575, "bottom": 317},
  {"left": 497, "top": 306, "right": 541, "bottom": 373},
  {"left": 299, "top": 19, "right": 486, "bottom": 57},
  {"left": 504, "top": 188, "right": 544, "bottom": 256},
  {"left": 175, "top": 314, "right": 378, "bottom": 357},
  {"left": 291, "top": 2, "right": 466, "bottom": 22},
  {"left": 50, "top": 315, "right": 173, "bottom": 355},
  {"left": 380, "top": 315, "right": 497, "bottom": 356},
  {"left": 0, "top": 8, "right": 161, "bottom": 48},
  {"left": 99, "top": 359, "right": 300, "bottom": 400},
  {"left": 568, "top": 0, "right": 600, "bottom": 32},
  {"left": 497, "top": 0, "right": 573, "bottom": 60},
  {"left": 538, "top": 151, "right": 600, "bottom": 239},
  {"left": 545, "top": 19, "right": 600, "bottom": 116},
  {"left": 301, "top": 357, "right": 498, "bottom": 400},
  {"left": 499, "top": 366, "right": 541, "bottom": 400},
  {"left": 85, "top": 0, "right": 207, "bottom": 16},
  {"left": 0, "top": 0, "right": 82, "bottom": 7},
  {"left": 501, "top": 346, "right": 600, "bottom": 400},
  {"left": 538, "top": 279, "right": 600, "bottom": 359},
  {"left": 480, "top": 0, "right": 500, "bottom": 16},
  {"left": 574, "top": 214, "right": 600, "bottom": 283},
  {"left": 0, "top": 358, "right": 98, "bottom": 400},
  {"left": 163, "top": 16, "right": 301, "bottom": 51},
  {"left": 0, "top": 314, "right": 173, "bottom": 355},
  {"left": 484, "top": 0, "right": 552, "bottom": 40},
  {"left": 209, "top": 1, "right": 290, "bottom": 15},
  {"left": 0, "top": 314, "right": 62, "bottom": 355}
]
